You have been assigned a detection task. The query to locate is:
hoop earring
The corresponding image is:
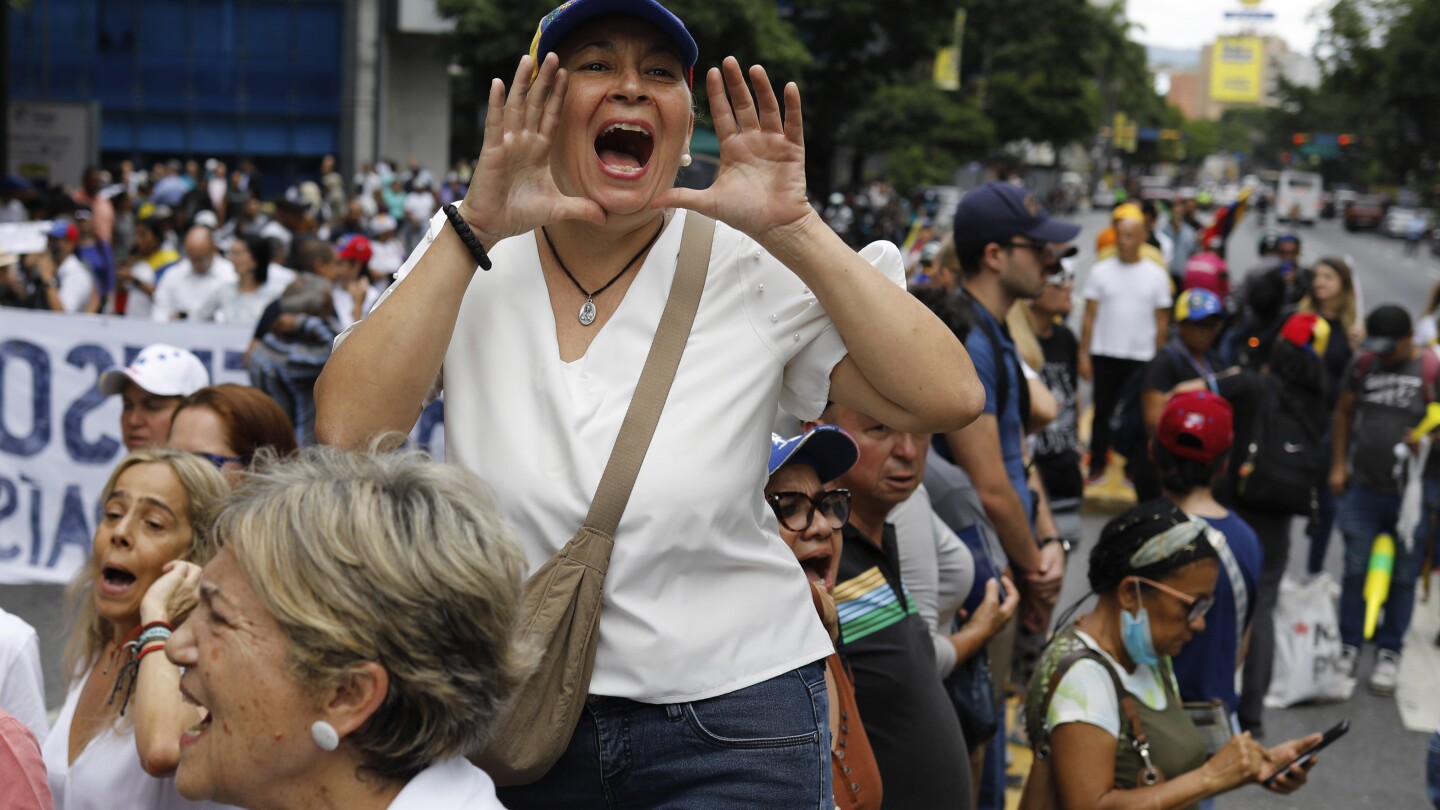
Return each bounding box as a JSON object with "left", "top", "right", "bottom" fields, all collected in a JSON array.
[
  {"left": 310, "top": 720, "right": 340, "bottom": 751},
  {"left": 679, "top": 153, "right": 692, "bottom": 168}
]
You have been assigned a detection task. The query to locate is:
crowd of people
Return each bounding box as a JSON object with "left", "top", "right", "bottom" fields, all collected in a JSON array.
[{"left": 2, "top": 1, "right": 1440, "bottom": 809}]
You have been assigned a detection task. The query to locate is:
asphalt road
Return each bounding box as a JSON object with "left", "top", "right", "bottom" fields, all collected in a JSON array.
[
  {"left": 1057, "top": 206, "right": 1439, "bottom": 809},
  {"left": 3, "top": 204, "right": 1437, "bottom": 807}
]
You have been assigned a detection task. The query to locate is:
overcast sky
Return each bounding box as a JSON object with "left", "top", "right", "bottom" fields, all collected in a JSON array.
[{"left": 1126, "top": 0, "right": 1329, "bottom": 56}]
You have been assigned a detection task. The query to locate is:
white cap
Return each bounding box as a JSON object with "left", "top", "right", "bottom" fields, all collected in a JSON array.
[
  {"left": 193, "top": 210, "right": 219, "bottom": 229},
  {"left": 369, "top": 213, "right": 397, "bottom": 234},
  {"left": 98, "top": 344, "right": 210, "bottom": 398}
]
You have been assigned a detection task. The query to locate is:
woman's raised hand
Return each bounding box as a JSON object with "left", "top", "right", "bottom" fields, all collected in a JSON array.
[
  {"left": 456, "top": 53, "right": 606, "bottom": 244},
  {"left": 654, "top": 57, "right": 814, "bottom": 243},
  {"left": 140, "top": 561, "right": 203, "bottom": 626}
]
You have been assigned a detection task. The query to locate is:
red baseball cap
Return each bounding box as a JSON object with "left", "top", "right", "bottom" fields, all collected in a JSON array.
[
  {"left": 337, "top": 234, "right": 372, "bottom": 265},
  {"left": 1157, "top": 390, "right": 1233, "bottom": 463}
]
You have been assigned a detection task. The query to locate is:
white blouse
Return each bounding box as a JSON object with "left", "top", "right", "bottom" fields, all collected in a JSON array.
[
  {"left": 389, "top": 757, "right": 507, "bottom": 809},
  {"left": 41, "top": 664, "right": 235, "bottom": 810},
  {"left": 369, "top": 209, "right": 905, "bottom": 702}
]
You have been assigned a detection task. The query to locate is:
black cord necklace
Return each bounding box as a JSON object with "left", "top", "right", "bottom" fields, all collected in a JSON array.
[{"left": 542, "top": 216, "right": 666, "bottom": 326}]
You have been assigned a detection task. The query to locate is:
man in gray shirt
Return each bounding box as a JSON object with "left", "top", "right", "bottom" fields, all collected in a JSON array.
[{"left": 1331, "top": 304, "right": 1439, "bottom": 696}]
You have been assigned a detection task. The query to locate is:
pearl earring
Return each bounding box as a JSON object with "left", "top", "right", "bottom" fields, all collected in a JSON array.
[
  {"left": 679, "top": 153, "right": 692, "bottom": 168},
  {"left": 310, "top": 720, "right": 340, "bottom": 751}
]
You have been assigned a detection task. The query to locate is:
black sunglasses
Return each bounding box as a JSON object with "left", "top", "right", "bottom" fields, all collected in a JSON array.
[
  {"left": 191, "top": 451, "right": 250, "bottom": 470},
  {"left": 766, "top": 489, "right": 852, "bottom": 533}
]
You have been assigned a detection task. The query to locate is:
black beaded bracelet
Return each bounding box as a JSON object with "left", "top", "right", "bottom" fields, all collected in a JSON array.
[{"left": 441, "top": 203, "right": 493, "bottom": 271}]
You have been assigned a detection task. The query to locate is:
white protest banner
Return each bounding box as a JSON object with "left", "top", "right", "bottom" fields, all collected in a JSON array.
[
  {"left": 0, "top": 221, "right": 52, "bottom": 255},
  {"left": 0, "top": 309, "right": 448, "bottom": 585},
  {"left": 0, "top": 310, "right": 253, "bottom": 584}
]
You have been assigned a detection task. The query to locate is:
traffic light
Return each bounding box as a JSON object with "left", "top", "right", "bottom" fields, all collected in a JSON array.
[
  {"left": 1338, "top": 133, "right": 1355, "bottom": 146},
  {"left": 1292, "top": 133, "right": 1310, "bottom": 145}
]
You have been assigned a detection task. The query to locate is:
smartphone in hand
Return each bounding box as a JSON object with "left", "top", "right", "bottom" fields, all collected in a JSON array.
[{"left": 1261, "top": 719, "right": 1349, "bottom": 787}]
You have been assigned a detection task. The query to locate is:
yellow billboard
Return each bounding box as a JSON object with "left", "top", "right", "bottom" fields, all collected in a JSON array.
[{"left": 1210, "top": 36, "right": 1263, "bottom": 103}]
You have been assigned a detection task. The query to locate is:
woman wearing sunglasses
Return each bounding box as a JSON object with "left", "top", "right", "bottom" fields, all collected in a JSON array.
[
  {"left": 1019, "top": 500, "right": 1322, "bottom": 810},
  {"left": 167, "top": 385, "right": 298, "bottom": 483},
  {"left": 764, "top": 426, "right": 882, "bottom": 810}
]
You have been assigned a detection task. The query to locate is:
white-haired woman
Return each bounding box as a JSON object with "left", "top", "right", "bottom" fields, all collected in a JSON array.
[
  {"left": 42, "top": 448, "right": 231, "bottom": 810},
  {"left": 166, "top": 447, "right": 531, "bottom": 809}
]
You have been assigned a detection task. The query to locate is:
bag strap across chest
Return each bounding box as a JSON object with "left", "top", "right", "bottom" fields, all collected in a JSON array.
[
  {"left": 1037, "top": 646, "right": 1165, "bottom": 786},
  {"left": 584, "top": 212, "right": 715, "bottom": 536}
]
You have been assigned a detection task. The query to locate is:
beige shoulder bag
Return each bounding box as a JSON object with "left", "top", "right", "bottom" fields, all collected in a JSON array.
[{"left": 473, "top": 212, "right": 716, "bottom": 786}]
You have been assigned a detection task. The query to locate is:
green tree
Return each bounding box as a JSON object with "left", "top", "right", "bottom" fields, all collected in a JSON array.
[{"left": 851, "top": 79, "right": 994, "bottom": 190}]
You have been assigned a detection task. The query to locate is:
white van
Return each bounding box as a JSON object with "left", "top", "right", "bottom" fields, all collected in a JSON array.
[{"left": 1276, "top": 170, "right": 1323, "bottom": 225}]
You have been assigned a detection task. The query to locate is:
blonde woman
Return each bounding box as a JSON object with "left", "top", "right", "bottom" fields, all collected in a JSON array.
[
  {"left": 1296, "top": 257, "right": 1358, "bottom": 576},
  {"left": 167, "top": 447, "right": 532, "bottom": 809},
  {"left": 42, "top": 448, "right": 231, "bottom": 810}
]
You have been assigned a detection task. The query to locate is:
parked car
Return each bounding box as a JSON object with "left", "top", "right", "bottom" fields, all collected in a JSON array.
[{"left": 1344, "top": 195, "right": 1387, "bottom": 231}]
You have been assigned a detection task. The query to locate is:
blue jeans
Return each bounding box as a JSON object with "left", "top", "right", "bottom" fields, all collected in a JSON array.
[
  {"left": 1337, "top": 483, "right": 1426, "bottom": 652},
  {"left": 1428, "top": 729, "right": 1440, "bottom": 808},
  {"left": 496, "top": 662, "right": 831, "bottom": 809}
]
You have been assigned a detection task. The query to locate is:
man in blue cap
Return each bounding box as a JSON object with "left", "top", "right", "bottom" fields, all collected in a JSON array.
[{"left": 930, "top": 181, "right": 1078, "bottom": 809}]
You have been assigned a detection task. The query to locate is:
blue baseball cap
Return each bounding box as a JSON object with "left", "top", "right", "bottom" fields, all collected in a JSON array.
[
  {"left": 768, "top": 426, "right": 859, "bottom": 484},
  {"left": 1175, "top": 288, "right": 1223, "bottom": 322},
  {"left": 951, "top": 182, "right": 1081, "bottom": 247},
  {"left": 530, "top": 0, "right": 699, "bottom": 80}
]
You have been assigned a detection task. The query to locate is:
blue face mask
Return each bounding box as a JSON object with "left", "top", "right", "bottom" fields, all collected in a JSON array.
[{"left": 1120, "top": 580, "right": 1160, "bottom": 667}]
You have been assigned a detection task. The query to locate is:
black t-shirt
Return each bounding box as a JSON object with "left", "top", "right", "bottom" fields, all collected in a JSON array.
[
  {"left": 836, "top": 523, "right": 970, "bottom": 809},
  {"left": 1319, "top": 314, "right": 1354, "bottom": 414},
  {"left": 1141, "top": 342, "right": 1224, "bottom": 396},
  {"left": 1034, "top": 325, "right": 1082, "bottom": 501}
]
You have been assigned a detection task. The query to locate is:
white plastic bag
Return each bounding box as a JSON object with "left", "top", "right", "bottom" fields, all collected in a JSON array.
[{"left": 1264, "top": 573, "right": 1353, "bottom": 708}]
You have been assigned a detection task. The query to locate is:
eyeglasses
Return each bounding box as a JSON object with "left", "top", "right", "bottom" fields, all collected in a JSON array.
[
  {"left": 191, "top": 451, "right": 250, "bottom": 470},
  {"left": 766, "top": 489, "right": 852, "bottom": 533},
  {"left": 1003, "top": 239, "right": 1048, "bottom": 257},
  {"left": 1135, "top": 576, "right": 1215, "bottom": 623}
]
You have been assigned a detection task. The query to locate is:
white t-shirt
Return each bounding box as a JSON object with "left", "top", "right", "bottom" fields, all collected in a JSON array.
[
  {"left": 42, "top": 665, "right": 235, "bottom": 810},
  {"left": 55, "top": 254, "right": 95, "bottom": 313},
  {"left": 360, "top": 209, "right": 904, "bottom": 702},
  {"left": 151, "top": 256, "right": 238, "bottom": 321},
  {"left": 0, "top": 609, "right": 47, "bottom": 744},
  {"left": 122, "top": 261, "right": 157, "bottom": 319},
  {"left": 265, "top": 264, "right": 297, "bottom": 295},
  {"left": 404, "top": 191, "right": 436, "bottom": 226},
  {"left": 388, "top": 757, "right": 506, "bottom": 810},
  {"left": 332, "top": 284, "right": 381, "bottom": 330},
  {"left": 1081, "top": 256, "right": 1173, "bottom": 361},
  {"left": 888, "top": 483, "right": 975, "bottom": 676},
  {"left": 369, "top": 238, "right": 407, "bottom": 280},
  {"left": 1044, "top": 629, "right": 1172, "bottom": 740}
]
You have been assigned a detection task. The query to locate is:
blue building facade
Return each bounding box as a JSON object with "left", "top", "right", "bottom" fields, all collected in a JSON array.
[{"left": 11, "top": 0, "right": 344, "bottom": 183}]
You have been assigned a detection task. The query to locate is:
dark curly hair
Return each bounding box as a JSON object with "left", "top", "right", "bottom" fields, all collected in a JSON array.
[{"left": 1088, "top": 499, "right": 1218, "bottom": 593}]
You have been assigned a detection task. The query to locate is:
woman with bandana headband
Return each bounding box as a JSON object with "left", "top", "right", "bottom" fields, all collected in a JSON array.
[{"left": 1019, "top": 501, "right": 1322, "bottom": 809}]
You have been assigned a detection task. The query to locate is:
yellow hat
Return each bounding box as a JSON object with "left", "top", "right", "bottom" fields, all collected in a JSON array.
[{"left": 1113, "top": 203, "right": 1144, "bottom": 223}]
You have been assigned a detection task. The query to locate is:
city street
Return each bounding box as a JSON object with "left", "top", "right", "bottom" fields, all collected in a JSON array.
[
  {"left": 1059, "top": 205, "right": 1440, "bottom": 808},
  {"left": 4, "top": 205, "right": 1439, "bottom": 807}
]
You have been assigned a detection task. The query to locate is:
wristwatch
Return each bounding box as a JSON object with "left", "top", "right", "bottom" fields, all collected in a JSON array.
[{"left": 1038, "top": 536, "right": 1073, "bottom": 555}]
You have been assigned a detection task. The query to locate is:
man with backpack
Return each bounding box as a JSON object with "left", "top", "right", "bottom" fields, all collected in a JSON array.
[
  {"left": 1156, "top": 312, "right": 1331, "bottom": 735},
  {"left": 1331, "top": 304, "right": 1440, "bottom": 695},
  {"left": 934, "top": 182, "right": 1077, "bottom": 810}
]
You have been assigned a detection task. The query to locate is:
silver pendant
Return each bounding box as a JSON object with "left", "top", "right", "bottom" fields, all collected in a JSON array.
[{"left": 578, "top": 298, "right": 597, "bottom": 326}]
